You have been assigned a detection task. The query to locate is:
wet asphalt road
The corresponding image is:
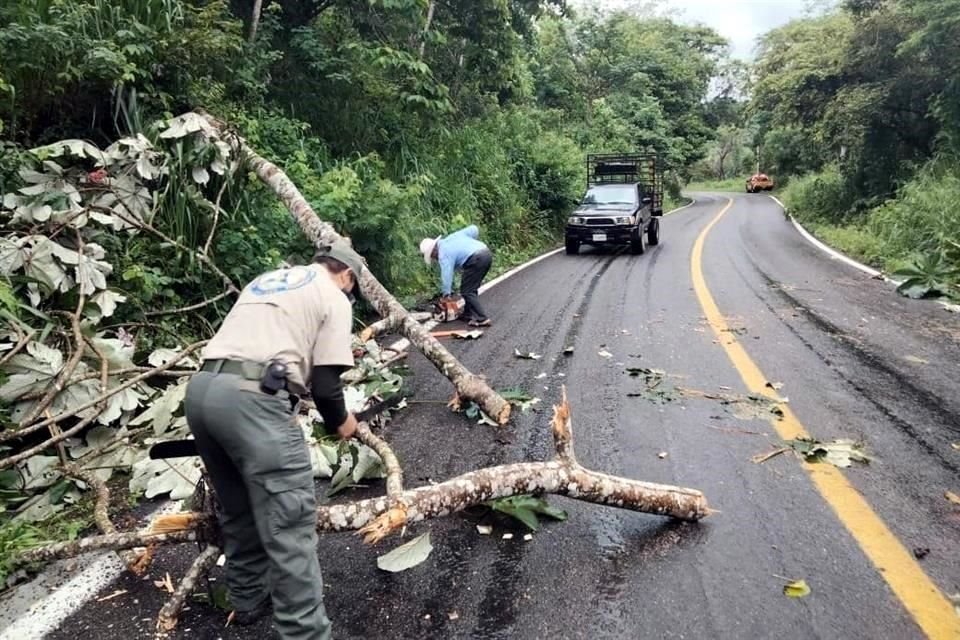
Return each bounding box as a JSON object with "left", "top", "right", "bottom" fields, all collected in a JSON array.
[{"left": 47, "top": 193, "right": 960, "bottom": 639}]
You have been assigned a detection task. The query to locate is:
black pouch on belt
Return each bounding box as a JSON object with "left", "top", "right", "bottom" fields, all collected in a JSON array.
[{"left": 260, "top": 360, "right": 288, "bottom": 395}]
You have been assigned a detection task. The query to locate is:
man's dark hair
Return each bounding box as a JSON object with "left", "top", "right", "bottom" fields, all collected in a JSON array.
[{"left": 312, "top": 254, "right": 349, "bottom": 273}]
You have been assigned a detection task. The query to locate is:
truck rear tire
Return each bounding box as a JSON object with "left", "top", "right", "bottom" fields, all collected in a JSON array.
[
  {"left": 630, "top": 228, "right": 645, "bottom": 255},
  {"left": 565, "top": 239, "right": 580, "bottom": 255},
  {"left": 647, "top": 218, "right": 660, "bottom": 246}
]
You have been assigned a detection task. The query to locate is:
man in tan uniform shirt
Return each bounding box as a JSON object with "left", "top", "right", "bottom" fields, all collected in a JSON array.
[{"left": 184, "top": 242, "right": 364, "bottom": 640}]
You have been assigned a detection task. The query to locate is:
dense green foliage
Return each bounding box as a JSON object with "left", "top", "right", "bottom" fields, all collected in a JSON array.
[
  {"left": 0, "top": 1, "right": 727, "bottom": 546},
  {"left": 1, "top": 0, "right": 725, "bottom": 306},
  {"left": 750, "top": 0, "right": 960, "bottom": 297}
]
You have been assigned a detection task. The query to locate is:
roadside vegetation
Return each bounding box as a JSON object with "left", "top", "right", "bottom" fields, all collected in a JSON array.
[
  {"left": 751, "top": 0, "right": 960, "bottom": 300},
  {"left": 684, "top": 177, "right": 745, "bottom": 193},
  {"left": 0, "top": 1, "right": 729, "bottom": 583}
]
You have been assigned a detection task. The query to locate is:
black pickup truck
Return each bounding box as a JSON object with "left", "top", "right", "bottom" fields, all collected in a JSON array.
[{"left": 565, "top": 153, "right": 664, "bottom": 255}]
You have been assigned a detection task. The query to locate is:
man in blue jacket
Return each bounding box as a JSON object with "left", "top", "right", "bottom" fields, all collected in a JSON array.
[{"left": 420, "top": 225, "right": 493, "bottom": 326}]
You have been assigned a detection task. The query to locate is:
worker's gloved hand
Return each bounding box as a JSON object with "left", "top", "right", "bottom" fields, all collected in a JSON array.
[{"left": 337, "top": 413, "right": 358, "bottom": 440}]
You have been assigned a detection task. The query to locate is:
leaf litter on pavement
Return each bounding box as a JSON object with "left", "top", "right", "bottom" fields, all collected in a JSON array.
[
  {"left": 752, "top": 437, "right": 871, "bottom": 469},
  {"left": 620, "top": 365, "right": 871, "bottom": 470}
]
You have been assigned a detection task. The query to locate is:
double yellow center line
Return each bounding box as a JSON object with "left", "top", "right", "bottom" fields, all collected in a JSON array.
[{"left": 690, "top": 198, "right": 959, "bottom": 639}]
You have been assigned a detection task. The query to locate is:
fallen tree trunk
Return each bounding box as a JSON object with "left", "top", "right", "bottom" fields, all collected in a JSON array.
[
  {"left": 17, "top": 391, "right": 709, "bottom": 564},
  {"left": 15, "top": 390, "right": 710, "bottom": 629},
  {"left": 206, "top": 115, "right": 511, "bottom": 425}
]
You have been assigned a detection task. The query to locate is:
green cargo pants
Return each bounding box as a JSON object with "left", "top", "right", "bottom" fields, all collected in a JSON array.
[{"left": 184, "top": 371, "right": 331, "bottom": 640}]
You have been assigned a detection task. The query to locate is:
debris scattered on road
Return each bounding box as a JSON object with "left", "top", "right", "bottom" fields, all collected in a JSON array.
[
  {"left": 376, "top": 532, "right": 433, "bottom": 573},
  {"left": 448, "top": 611, "right": 460, "bottom": 621},
  {"left": 216, "top": 554, "right": 225, "bottom": 567},
  {"left": 787, "top": 437, "right": 870, "bottom": 468},
  {"left": 154, "top": 573, "right": 175, "bottom": 594},
  {"left": 706, "top": 425, "right": 769, "bottom": 437},
  {"left": 765, "top": 381, "right": 784, "bottom": 390},
  {"left": 952, "top": 442, "right": 960, "bottom": 451},
  {"left": 514, "top": 348, "right": 542, "bottom": 360},
  {"left": 679, "top": 387, "right": 785, "bottom": 420},
  {"left": 658, "top": 451, "right": 668, "bottom": 459},
  {"left": 904, "top": 355, "right": 929, "bottom": 365},
  {"left": 523, "top": 533, "right": 533, "bottom": 541},
  {"left": 430, "top": 329, "right": 483, "bottom": 340},
  {"left": 502, "top": 533, "right": 514, "bottom": 540},
  {"left": 476, "top": 525, "right": 493, "bottom": 535},
  {"left": 945, "top": 491, "right": 960, "bottom": 506},
  {"left": 499, "top": 388, "right": 541, "bottom": 413},
  {"left": 626, "top": 367, "right": 666, "bottom": 385},
  {"left": 97, "top": 589, "right": 127, "bottom": 602},
  {"left": 535, "top": 372, "right": 547, "bottom": 379},
  {"left": 913, "top": 547, "right": 930, "bottom": 559},
  {"left": 563, "top": 346, "right": 575, "bottom": 356},
  {"left": 781, "top": 578, "right": 811, "bottom": 598},
  {"left": 752, "top": 447, "right": 790, "bottom": 464},
  {"left": 598, "top": 349, "right": 613, "bottom": 358}
]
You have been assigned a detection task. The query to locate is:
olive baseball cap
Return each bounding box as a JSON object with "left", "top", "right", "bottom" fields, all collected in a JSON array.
[{"left": 314, "top": 241, "right": 365, "bottom": 297}]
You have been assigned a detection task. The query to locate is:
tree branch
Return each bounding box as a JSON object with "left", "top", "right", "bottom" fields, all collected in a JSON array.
[
  {"left": 16, "top": 530, "right": 198, "bottom": 566},
  {"left": 15, "top": 390, "right": 711, "bottom": 592},
  {"left": 0, "top": 341, "right": 207, "bottom": 454},
  {"left": 0, "top": 330, "right": 36, "bottom": 367},
  {"left": 157, "top": 545, "right": 222, "bottom": 631},
  {"left": 205, "top": 115, "right": 511, "bottom": 424},
  {"left": 202, "top": 179, "right": 229, "bottom": 256},
  {"left": 144, "top": 289, "right": 234, "bottom": 318},
  {"left": 17, "top": 294, "right": 86, "bottom": 427},
  {"left": 93, "top": 204, "right": 239, "bottom": 295},
  {"left": 62, "top": 465, "right": 146, "bottom": 571}
]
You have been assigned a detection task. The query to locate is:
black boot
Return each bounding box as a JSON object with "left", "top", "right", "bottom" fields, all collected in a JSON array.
[{"left": 233, "top": 599, "right": 271, "bottom": 626}]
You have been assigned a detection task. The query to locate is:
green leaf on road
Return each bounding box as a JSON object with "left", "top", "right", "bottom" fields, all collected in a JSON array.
[
  {"left": 377, "top": 532, "right": 432, "bottom": 573},
  {"left": 783, "top": 579, "right": 810, "bottom": 598},
  {"left": 487, "top": 495, "right": 568, "bottom": 531},
  {"left": 786, "top": 437, "right": 870, "bottom": 468}
]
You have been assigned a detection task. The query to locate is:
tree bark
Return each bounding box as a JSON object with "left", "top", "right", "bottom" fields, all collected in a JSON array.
[
  {"left": 208, "top": 118, "right": 511, "bottom": 424},
  {"left": 418, "top": 0, "right": 436, "bottom": 59},
  {"left": 16, "top": 391, "right": 710, "bottom": 568},
  {"left": 17, "top": 530, "right": 198, "bottom": 566},
  {"left": 249, "top": 0, "right": 263, "bottom": 42},
  {"left": 157, "top": 545, "right": 222, "bottom": 631}
]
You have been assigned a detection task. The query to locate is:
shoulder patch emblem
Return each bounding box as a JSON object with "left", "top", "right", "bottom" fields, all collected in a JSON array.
[{"left": 250, "top": 266, "right": 317, "bottom": 295}]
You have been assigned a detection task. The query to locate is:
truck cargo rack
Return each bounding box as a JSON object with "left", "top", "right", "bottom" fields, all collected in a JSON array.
[{"left": 587, "top": 153, "right": 663, "bottom": 215}]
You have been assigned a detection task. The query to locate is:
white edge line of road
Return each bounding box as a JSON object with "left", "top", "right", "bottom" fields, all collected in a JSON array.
[
  {"left": 768, "top": 194, "right": 960, "bottom": 313},
  {"left": 0, "top": 502, "right": 180, "bottom": 640},
  {"left": 2, "top": 196, "right": 704, "bottom": 637}
]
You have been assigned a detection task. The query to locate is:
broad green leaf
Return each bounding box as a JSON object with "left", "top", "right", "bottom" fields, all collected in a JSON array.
[
  {"left": 129, "top": 380, "right": 188, "bottom": 435},
  {"left": 89, "top": 290, "right": 127, "bottom": 319},
  {"left": 326, "top": 454, "right": 355, "bottom": 497},
  {"left": 352, "top": 444, "right": 385, "bottom": 482},
  {"left": 376, "top": 532, "right": 432, "bottom": 573},
  {"left": 129, "top": 455, "right": 202, "bottom": 500}
]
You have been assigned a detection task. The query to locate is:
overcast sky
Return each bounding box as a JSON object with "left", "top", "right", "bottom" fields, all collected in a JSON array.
[{"left": 574, "top": 1, "right": 821, "bottom": 60}]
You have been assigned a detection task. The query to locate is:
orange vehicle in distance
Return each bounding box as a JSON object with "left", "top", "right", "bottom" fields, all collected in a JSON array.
[{"left": 745, "top": 173, "right": 775, "bottom": 193}]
